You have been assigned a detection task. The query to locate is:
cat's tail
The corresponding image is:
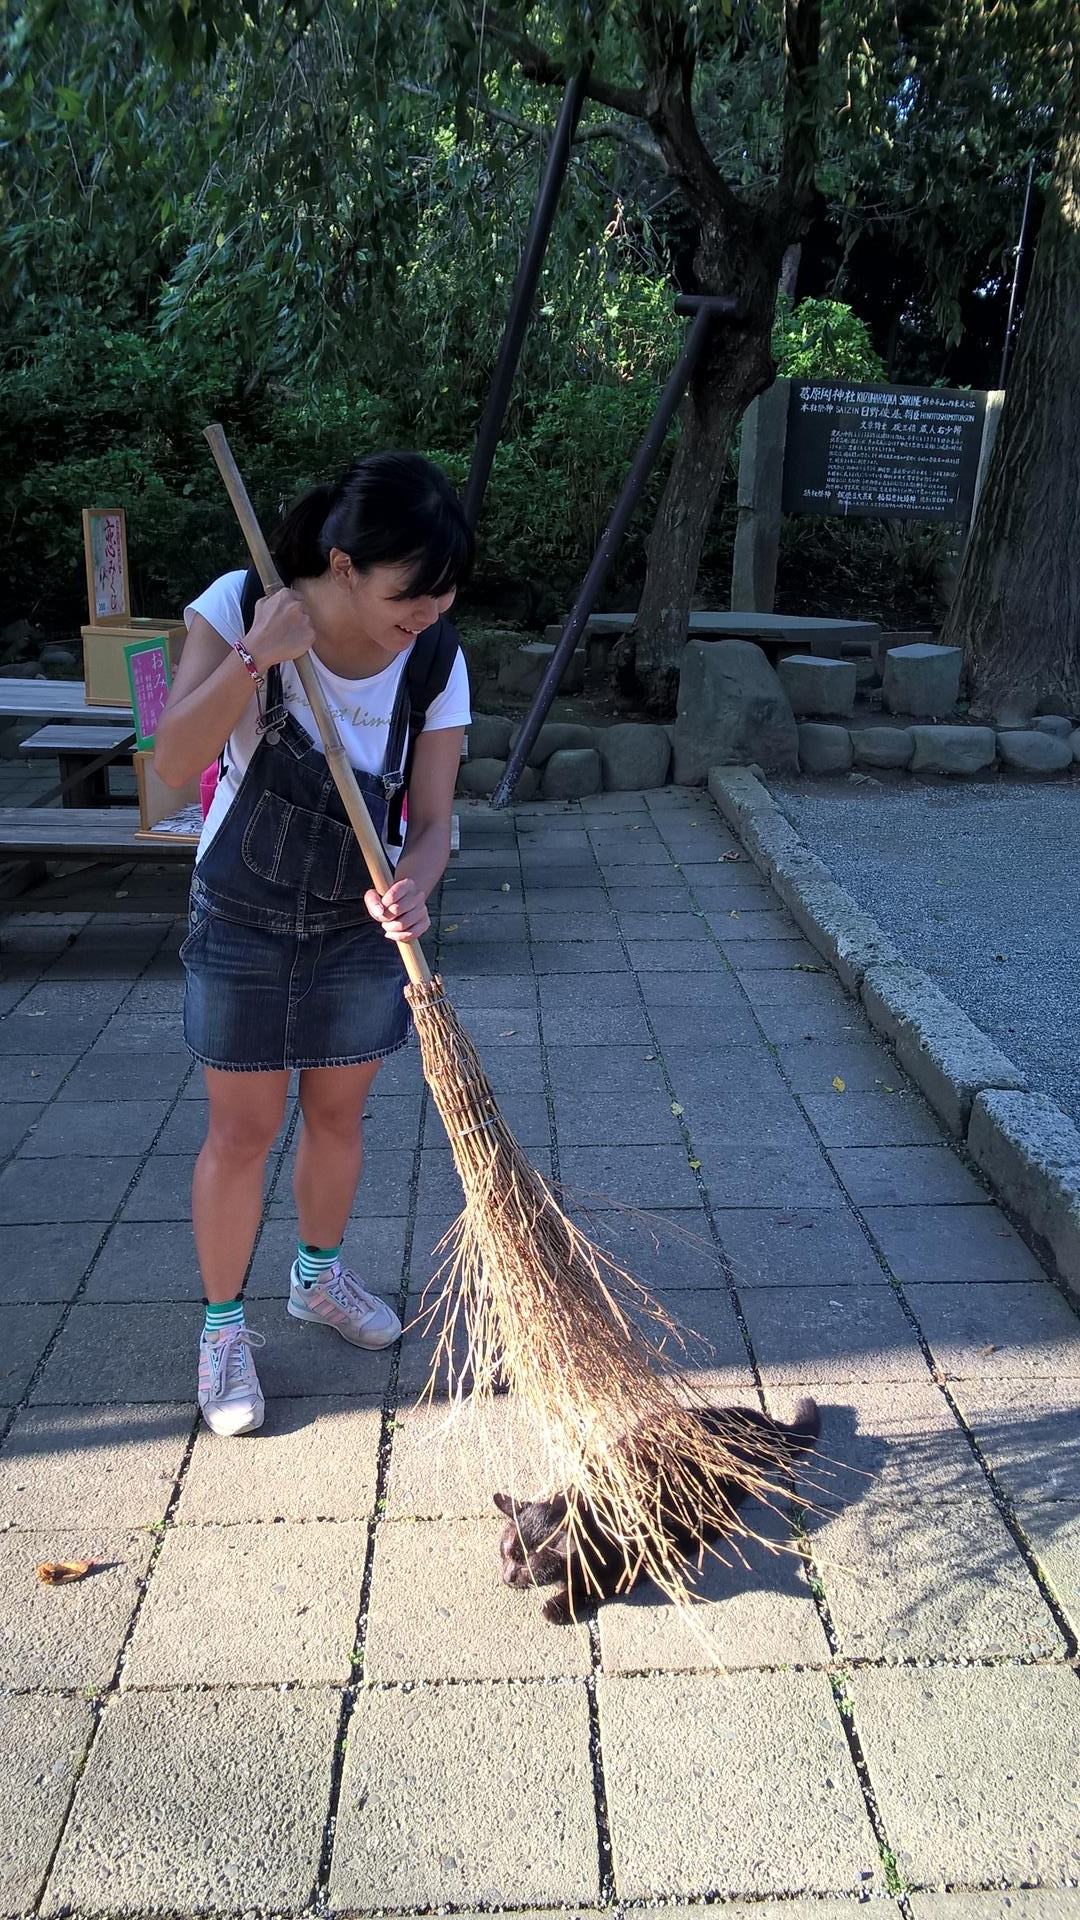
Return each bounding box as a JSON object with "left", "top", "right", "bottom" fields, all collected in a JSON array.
[{"left": 780, "top": 1396, "right": 820, "bottom": 1452}]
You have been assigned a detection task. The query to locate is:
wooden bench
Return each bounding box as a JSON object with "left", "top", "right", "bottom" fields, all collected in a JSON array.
[
  {"left": 0, "top": 807, "right": 195, "bottom": 862},
  {"left": 0, "top": 678, "right": 132, "bottom": 725},
  {"left": 21, "top": 725, "right": 136, "bottom": 808}
]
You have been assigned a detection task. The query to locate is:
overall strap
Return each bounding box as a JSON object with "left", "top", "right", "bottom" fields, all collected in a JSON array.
[{"left": 384, "top": 617, "right": 459, "bottom": 848}]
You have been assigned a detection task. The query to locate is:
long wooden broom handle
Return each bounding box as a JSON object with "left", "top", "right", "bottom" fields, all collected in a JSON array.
[{"left": 203, "top": 423, "right": 433, "bottom": 991}]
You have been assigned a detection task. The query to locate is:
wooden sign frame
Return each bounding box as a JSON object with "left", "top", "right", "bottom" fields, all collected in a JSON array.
[
  {"left": 124, "top": 636, "right": 173, "bottom": 750},
  {"left": 82, "top": 508, "right": 131, "bottom": 627}
]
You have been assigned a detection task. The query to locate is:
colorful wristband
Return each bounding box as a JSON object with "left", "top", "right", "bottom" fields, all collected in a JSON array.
[{"left": 231, "top": 638, "right": 266, "bottom": 691}]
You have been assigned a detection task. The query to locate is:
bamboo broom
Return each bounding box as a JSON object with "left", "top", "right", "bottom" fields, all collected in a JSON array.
[{"left": 203, "top": 424, "right": 806, "bottom": 1608}]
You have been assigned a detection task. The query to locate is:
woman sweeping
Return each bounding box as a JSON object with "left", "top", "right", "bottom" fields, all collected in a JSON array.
[{"left": 155, "top": 454, "right": 472, "bottom": 1436}]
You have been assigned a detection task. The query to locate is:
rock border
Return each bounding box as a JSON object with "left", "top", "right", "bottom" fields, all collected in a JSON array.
[{"left": 708, "top": 763, "right": 1080, "bottom": 1299}]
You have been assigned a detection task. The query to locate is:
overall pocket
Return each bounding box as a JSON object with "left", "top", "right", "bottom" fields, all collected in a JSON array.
[{"left": 241, "top": 789, "right": 376, "bottom": 904}]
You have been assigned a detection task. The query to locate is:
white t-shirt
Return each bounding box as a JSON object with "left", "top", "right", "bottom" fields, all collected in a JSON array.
[{"left": 185, "top": 571, "right": 471, "bottom": 865}]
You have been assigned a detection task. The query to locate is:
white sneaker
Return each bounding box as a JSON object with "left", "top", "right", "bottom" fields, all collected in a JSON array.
[
  {"left": 197, "top": 1326, "right": 266, "bottom": 1436},
  {"left": 287, "top": 1261, "right": 402, "bottom": 1350}
]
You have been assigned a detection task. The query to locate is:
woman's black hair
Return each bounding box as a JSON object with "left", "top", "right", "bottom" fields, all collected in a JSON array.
[{"left": 272, "top": 452, "right": 473, "bottom": 600}]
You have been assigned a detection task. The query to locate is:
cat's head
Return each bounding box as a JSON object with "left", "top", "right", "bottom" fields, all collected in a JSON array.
[{"left": 493, "top": 1490, "right": 570, "bottom": 1590}]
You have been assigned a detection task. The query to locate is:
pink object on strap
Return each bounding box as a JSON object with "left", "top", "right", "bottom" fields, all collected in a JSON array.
[{"left": 200, "top": 762, "right": 219, "bottom": 818}]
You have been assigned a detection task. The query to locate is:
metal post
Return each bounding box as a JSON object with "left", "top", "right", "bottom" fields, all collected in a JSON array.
[
  {"left": 463, "top": 63, "right": 590, "bottom": 531},
  {"left": 490, "top": 294, "right": 744, "bottom": 809}
]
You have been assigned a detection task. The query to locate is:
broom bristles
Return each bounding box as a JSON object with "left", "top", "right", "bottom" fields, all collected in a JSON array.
[{"left": 405, "top": 975, "right": 819, "bottom": 1610}]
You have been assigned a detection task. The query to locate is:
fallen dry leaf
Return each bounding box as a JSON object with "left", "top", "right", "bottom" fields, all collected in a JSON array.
[
  {"left": 499, "top": 882, "right": 511, "bottom": 893},
  {"left": 499, "top": 1029, "right": 517, "bottom": 1038},
  {"left": 688, "top": 1157, "right": 702, "bottom": 1171},
  {"left": 442, "top": 923, "right": 459, "bottom": 933},
  {"left": 719, "top": 851, "right": 741, "bottom": 862},
  {"left": 832, "top": 1076, "right": 847, "bottom": 1093},
  {"left": 670, "top": 1102, "right": 684, "bottom": 1117},
  {"left": 36, "top": 1560, "right": 95, "bottom": 1585},
  {"left": 794, "top": 963, "right": 825, "bottom": 974},
  {"left": 728, "top": 909, "right": 740, "bottom": 920}
]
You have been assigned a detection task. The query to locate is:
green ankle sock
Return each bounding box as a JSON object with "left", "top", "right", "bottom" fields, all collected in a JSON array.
[
  {"left": 297, "top": 1241, "right": 340, "bottom": 1288},
  {"left": 204, "top": 1297, "right": 244, "bottom": 1335}
]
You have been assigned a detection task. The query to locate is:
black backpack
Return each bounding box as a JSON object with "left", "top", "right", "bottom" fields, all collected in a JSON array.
[{"left": 239, "top": 565, "right": 460, "bottom": 848}]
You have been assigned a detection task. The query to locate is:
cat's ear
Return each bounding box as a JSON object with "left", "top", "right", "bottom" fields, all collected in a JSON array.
[{"left": 493, "top": 1491, "right": 516, "bottom": 1517}]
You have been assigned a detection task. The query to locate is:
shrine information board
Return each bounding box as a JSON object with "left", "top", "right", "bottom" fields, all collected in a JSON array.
[{"left": 781, "top": 382, "right": 987, "bottom": 522}]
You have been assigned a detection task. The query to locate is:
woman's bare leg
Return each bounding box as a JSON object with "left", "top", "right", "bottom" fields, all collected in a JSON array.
[
  {"left": 193, "top": 1067, "right": 290, "bottom": 1301},
  {"left": 293, "top": 1061, "right": 383, "bottom": 1246}
]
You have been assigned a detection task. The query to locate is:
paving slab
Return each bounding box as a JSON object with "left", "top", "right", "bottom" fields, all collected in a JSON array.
[
  {"left": 15, "top": 1096, "right": 170, "bottom": 1158},
  {"left": 828, "top": 1144, "right": 989, "bottom": 1207},
  {"left": 383, "top": 1399, "right": 551, "bottom": 1519},
  {"left": 0, "top": 1099, "right": 43, "bottom": 1154},
  {"left": 559, "top": 1143, "right": 703, "bottom": 1210},
  {"left": 648, "top": 1000, "right": 764, "bottom": 1049},
  {"left": 246, "top": 1213, "right": 409, "bottom": 1300},
  {"left": 598, "top": 1490, "right": 830, "bottom": 1674},
  {"left": 546, "top": 1045, "right": 668, "bottom": 1092},
  {"left": 553, "top": 1089, "right": 683, "bottom": 1147},
  {"left": 0, "top": 1220, "right": 102, "bottom": 1303},
  {"left": 596, "top": 1669, "right": 879, "bottom": 1899},
  {"left": 0, "top": 1693, "right": 93, "bottom": 1919},
  {"left": 0, "top": 1154, "right": 140, "bottom": 1224},
  {"left": 0, "top": 1053, "right": 82, "bottom": 1102},
  {"left": 718, "top": 1207, "right": 886, "bottom": 1287},
  {"left": 566, "top": 1205, "right": 724, "bottom": 1292},
  {"left": 43, "top": 1687, "right": 339, "bottom": 1914},
  {"left": 904, "top": 1282, "right": 1080, "bottom": 1379},
  {"left": 675, "top": 1081, "right": 820, "bottom": 1149},
  {"left": 736, "top": 969, "right": 870, "bottom": 1044},
  {"left": 56, "top": 1048, "right": 191, "bottom": 1102},
  {"left": 741, "top": 1285, "right": 927, "bottom": 1382},
  {"left": 724, "top": 935, "right": 823, "bottom": 969},
  {"left": 82, "top": 1219, "right": 201, "bottom": 1301},
  {"left": 698, "top": 1142, "right": 844, "bottom": 1209},
  {"left": 532, "top": 940, "right": 630, "bottom": 972},
  {"left": 849, "top": 1664, "right": 1080, "bottom": 1886},
  {"left": 123, "top": 1519, "right": 366, "bottom": 1684},
  {"left": 364, "top": 1516, "right": 591, "bottom": 1680},
  {"left": 330, "top": 1681, "right": 599, "bottom": 1910},
  {"left": 863, "top": 1203, "right": 1045, "bottom": 1285},
  {"left": 633, "top": 1285, "right": 750, "bottom": 1382},
  {"left": 1021, "top": 1500, "right": 1080, "bottom": 1634},
  {"left": 908, "top": 1897, "right": 1080, "bottom": 1920},
  {"left": 177, "top": 1395, "right": 381, "bottom": 1523},
  {"left": 949, "top": 1379, "right": 1080, "bottom": 1508},
  {"left": 0, "top": 1402, "right": 190, "bottom": 1527},
  {"left": 0, "top": 1525, "right": 153, "bottom": 1688},
  {"left": 1, "top": 1303, "right": 64, "bottom": 1403},
  {"left": 778, "top": 1037, "right": 915, "bottom": 1094},
  {"left": 775, "top": 1379, "right": 995, "bottom": 1513},
  {"left": 814, "top": 1488, "right": 1064, "bottom": 1659},
  {"left": 803, "top": 1090, "right": 945, "bottom": 1148}
]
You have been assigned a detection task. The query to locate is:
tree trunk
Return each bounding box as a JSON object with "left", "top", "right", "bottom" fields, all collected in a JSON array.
[
  {"left": 942, "top": 86, "right": 1080, "bottom": 716},
  {"left": 623, "top": 318, "right": 774, "bottom": 713}
]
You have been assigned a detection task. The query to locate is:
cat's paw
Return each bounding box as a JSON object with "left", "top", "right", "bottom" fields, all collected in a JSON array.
[{"left": 542, "top": 1588, "right": 574, "bottom": 1625}]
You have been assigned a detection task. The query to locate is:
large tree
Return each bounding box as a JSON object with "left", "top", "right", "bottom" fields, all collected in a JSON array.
[{"left": 941, "top": 43, "right": 1080, "bottom": 715}]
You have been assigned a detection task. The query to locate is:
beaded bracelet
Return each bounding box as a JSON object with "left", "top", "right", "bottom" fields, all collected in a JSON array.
[{"left": 231, "top": 637, "right": 266, "bottom": 692}]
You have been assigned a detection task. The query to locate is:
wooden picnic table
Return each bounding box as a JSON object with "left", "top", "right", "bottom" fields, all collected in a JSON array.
[{"left": 0, "top": 678, "right": 132, "bottom": 724}]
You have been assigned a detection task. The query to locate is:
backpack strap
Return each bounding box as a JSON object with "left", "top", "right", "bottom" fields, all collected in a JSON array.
[
  {"left": 240, "top": 565, "right": 262, "bottom": 636},
  {"left": 384, "top": 617, "right": 460, "bottom": 848}
]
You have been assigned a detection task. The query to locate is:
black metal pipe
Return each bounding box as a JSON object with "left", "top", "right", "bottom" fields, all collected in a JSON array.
[
  {"left": 463, "top": 63, "right": 590, "bottom": 531},
  {"left": 490, "top": 297, "right": 744, "bottom": 809}
]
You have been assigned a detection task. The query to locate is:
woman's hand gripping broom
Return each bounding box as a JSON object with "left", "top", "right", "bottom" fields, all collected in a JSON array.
[{"left": 204, "top": 423, "right": 802, "bottom": 1612}]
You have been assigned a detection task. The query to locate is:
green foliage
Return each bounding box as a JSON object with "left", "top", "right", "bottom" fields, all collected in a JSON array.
[{"left": 774, "top": 296, "right": 885, "bottom": 381}]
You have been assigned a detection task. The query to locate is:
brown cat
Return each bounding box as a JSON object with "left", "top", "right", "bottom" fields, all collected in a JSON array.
[{"left": 494, "top": 1397, "right": 820, "bottom": 1623}]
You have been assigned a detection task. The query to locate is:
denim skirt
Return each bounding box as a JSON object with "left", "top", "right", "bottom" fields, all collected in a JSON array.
[{"left": 182, "top": 888, "right": 410, "bottom": 1072}]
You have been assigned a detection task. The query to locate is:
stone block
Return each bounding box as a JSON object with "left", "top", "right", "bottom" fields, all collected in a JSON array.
[
  {"left": 996, "top": 728, "right": 1073, "bottom": 773},
  {"left": 850, "top": 725, "right": 915, "bottom": 769},
  {"left": 595, "top": 1670, "right": 879, "bottom": 1898},
  {"left": 496, "top": 640, "right": 584, "bottom": 696},
  {"left": 797, "top": 722, "right": 853, "bottom": 773},
  {"left": 860, "top": 959, "right": 1028, "bottom": 1134},
  {"left": 777, "top": 654, "right": 856, "bottom": 718},
  {"left": 465, "top": 712, "right": 513, "bottom": 758},
  {"left": 0, "top": 1695, "right": 92, "bottom": 1916},
  {"left": 43, "top": 1689, "right": 338, "bottom": 1915},
  {"left": 177, "top": 1395, "right": 381, "bottom": 1522},
  {"left": 456, "top": 755, "right": 506, "bottom": 797},
  {"left": 0, "top": 1403, "right": 190, "bottom": 1527},
  {"left": 598, "top": 721, "right": 671, "bottom": 790},
  {"left": 1033, "top": 713, "right": 1074, "bottom": 737},
  {"left": 507, "top": 720, "right": 595, "bottom": 766},
  {"left": 968, "top": 1089, "right": 1080, "bottom": 1296},
  {"left": 849, "top": 1665, "right": 1080, "bottom": 1886},
  {"left": 883, "top": 641, "right": 962, "bottom": 717},
  {"left": 909, "top": 725, "right": 996, "bottom": 774},
  {"left": 740, "top": 1284, "right": 927, "bottom": 1383},
  {"left": 330, "top": 1683, "right": 598, "bottom": 1910},
  {"left": 673, "top": 640, "right": 798, "bottom": 783},
  {"left": 1071, "top": 726, "right": 1080, "bottom": 762},
  {"left": 904, "top": 1280, "right": 1080, "bottom": 1380},
  {"left": 541, "top": 747, "right": 601, "bottom": 799}
]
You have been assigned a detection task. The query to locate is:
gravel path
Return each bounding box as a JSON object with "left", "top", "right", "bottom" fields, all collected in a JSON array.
[{"left": 773, "top": 776, "right": 1080, "bottom": 1128}]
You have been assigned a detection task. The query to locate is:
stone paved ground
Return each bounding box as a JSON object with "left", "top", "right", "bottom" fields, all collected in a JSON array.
[{"left": 1, "top": 786, "right": 1079, "bottom": 1919}]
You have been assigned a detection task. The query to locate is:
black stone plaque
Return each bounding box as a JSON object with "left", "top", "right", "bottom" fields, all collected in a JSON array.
[{"left": 781, "top": 381, "right": 987, "bottom": 521}]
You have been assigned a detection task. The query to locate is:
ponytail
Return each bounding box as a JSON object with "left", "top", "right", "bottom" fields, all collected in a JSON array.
[{"left": 271, "top": 482, "right": 336, "bottom": 585}]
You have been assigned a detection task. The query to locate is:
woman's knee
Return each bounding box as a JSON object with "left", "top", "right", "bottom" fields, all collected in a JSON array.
[{"left": 204, "top": 1095, "right": 283, "bottom": 1164}]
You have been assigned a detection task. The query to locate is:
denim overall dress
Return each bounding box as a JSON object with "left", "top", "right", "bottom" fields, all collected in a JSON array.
[{"left": 181, "top": 665, "right": 410, "bottom": 1072}]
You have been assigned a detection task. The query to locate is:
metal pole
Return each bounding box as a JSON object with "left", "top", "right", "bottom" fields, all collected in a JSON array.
[
  {"left": 490, "top": 294, "right": 744, "bottom": 809},
  {"left": 998, "top": 156, "right": 1036, "bottom": 389},
  {"left": 463, "top": 63, "right": 590, "bottom": 531}
]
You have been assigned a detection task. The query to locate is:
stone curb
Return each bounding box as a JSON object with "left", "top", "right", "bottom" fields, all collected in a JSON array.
[{"left": 708, "top": 764, "right": 1080, "bottom": 1299}]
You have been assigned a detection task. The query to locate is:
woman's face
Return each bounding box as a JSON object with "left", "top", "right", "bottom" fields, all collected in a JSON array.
[{"left": 333, "top": 552, "right": 457, "bottom": 659}]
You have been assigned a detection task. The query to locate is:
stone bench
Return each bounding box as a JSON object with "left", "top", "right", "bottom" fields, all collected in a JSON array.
[{"left": 544, "top": 611, "right": 884, "bottom": 677}]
